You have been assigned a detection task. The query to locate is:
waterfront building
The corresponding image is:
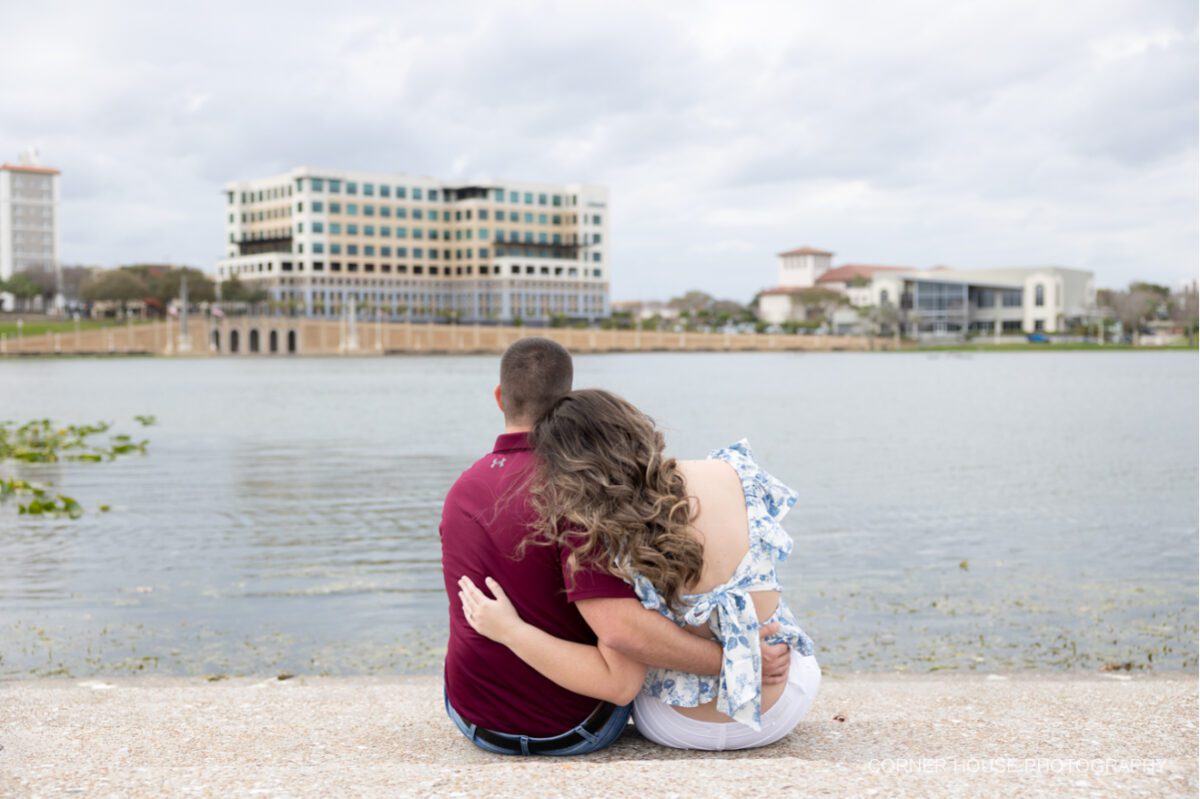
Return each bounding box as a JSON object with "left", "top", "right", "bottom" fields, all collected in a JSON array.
[
  {"left": 216, "top": 167, "right": 609, "bottom": 324},
  {"left": 758, "top": 245, "right": 1096, "bottom": 336},
  {"left": 0, "top": 152, "right": 60, "bottom": 310}
]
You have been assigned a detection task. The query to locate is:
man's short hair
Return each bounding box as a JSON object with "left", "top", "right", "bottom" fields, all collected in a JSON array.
[{"left": 500, "top": 337, "right": 573, "bottom": 424}]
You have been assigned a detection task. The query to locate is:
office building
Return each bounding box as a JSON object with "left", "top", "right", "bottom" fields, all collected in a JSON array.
[{"left": 216, "top": 167, "right": 609, "bottom": 324}]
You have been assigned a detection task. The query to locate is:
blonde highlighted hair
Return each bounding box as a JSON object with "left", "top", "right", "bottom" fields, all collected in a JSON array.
[{"left": 524, "top": 389, "right": 703, "bottom": 611}]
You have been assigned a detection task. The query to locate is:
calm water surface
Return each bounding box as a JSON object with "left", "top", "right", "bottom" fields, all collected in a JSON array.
[{"left": 1, "top": 352, "right": 1196, "bottom": 677}]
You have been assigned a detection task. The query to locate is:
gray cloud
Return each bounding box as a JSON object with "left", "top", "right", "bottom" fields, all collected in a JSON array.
[{"left": 1, "top": 0, "right": 1194, "bottom": 301}]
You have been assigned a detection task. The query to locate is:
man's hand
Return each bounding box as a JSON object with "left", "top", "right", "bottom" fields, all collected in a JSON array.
[{"left": 760, "top": 622, "right": 791, "bottom": 685}]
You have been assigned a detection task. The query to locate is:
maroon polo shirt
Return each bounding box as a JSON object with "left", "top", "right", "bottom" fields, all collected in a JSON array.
[{"left": 440, "top": 432, "right": 636, "bottom": 737}]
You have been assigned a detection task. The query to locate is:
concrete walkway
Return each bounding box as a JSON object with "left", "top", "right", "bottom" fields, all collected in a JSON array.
[{"left": 1, "top": 673, "right": 1195, "bottom": 798}]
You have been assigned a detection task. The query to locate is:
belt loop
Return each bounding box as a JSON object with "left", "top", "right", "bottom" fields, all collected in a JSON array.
[{"left": 519, "top": 736, "right": 531, "bottom": 756}]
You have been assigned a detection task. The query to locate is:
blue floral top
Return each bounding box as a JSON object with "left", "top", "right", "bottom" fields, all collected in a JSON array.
[{"left": 631, "top": 440, "right": 815, "bottom": 731}]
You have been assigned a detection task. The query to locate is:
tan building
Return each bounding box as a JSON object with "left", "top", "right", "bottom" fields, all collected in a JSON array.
[
  {"left": 758, "top": 244, "right": 1097, "bottom": 336},
  {"left": 216, "top": 167, "right": 609, "bottom": 324}
]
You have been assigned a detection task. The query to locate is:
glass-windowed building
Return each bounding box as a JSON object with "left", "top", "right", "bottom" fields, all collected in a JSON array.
[
  {"left": 0, "top": 156, "right": 60, "bottom": 310},
  {"left": 216, "top": 167, "right": 609, "bottom": 323},
  {"left": 871, "top": 267, "right": 1097, "bottom": 336}
]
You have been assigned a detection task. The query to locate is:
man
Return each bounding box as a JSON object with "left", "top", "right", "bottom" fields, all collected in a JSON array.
[{"left": 440, "top": 337, "right": 790, "bottom": 755}]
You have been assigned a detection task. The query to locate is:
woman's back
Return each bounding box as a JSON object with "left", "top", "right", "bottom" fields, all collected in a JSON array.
[{"left": 673, "top": 459, "right": 785, "bottom": 721}]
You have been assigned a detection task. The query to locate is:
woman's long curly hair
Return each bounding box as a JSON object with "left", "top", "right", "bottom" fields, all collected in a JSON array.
[{"left": 525, "top": 389, "right": 703, "bottom": 611}]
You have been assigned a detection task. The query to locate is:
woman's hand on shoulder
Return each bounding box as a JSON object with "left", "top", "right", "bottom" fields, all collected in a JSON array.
[{"left": 458, "top": 575, "right": 525, "bottom": 646}]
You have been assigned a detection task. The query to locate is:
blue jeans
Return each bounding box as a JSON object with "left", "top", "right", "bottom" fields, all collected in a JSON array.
[{"left": 445, "top": 690, "right": 632, "bottom": 756}]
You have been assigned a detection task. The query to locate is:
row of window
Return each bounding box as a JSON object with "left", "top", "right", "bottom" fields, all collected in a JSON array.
[
  {"left": 299, "top": 221, "right": 597, "bottom": 246},
  {"left": 299, "top": 200, "right": 599, "bottom": 227},
  {"left": 235, "top": 186, "right": 293, "bottom": 204},
  {"left": 301, "top": 178, "right": 582, "bottom": 209},
  {"left": 974, "top": 288, "right": 1024, "bottom": 308},
  {"left": 270, "top": 289, "right": 604, "bottom": 317},
  {"left": 227, "top": 260, "right": 603, "bottom": 280}
]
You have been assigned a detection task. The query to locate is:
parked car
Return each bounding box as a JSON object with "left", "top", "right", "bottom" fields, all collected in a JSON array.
[{"left": 1027, "top": 332, "right": 1051, "bottom": 343}]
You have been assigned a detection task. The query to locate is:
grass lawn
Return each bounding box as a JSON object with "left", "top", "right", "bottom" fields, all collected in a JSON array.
[
  {"left": 0, "top": 318, "right": 157, "bottom": 338},
  {"left": 913, "top": 341, "right": 1197, "bottom": 352}
]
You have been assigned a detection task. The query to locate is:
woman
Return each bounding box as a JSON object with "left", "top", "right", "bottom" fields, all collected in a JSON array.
[{"left": 457, "top": 389, "right": 819, "bottom": 750}]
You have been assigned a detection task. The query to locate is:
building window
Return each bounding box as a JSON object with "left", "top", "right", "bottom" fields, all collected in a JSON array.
[
  {"left": 347, "top": 244, "right": 358, "bottom": 255},
  {"left": 396, "top": 186, "right": 407, "bottom": 199},
  {"left": 1002, "top": 289, "right": 1022, "bottom": 307},
  {"left": 311, "top": 178, "right": 324, "bottom": 191},
  {"left": 329, "top": 223, "right": 342, "bottom": 234},
  {"left": 312, "top": 200, "right": 324, "bottom": 213},
  {"left": 312, "top": 222, "right": 324, "bottom": 233},
  {"left": 329, "top": 180, "right": 341, "bottom": 194},
  {"left": 380, "top": 185, "right": 390, "bottom": 198},
  {"left": 1035, "top": 285, "right": 1045, "bottom": 307},
  {"left": 347, "top": 223, "right": 358, "bottom": 235},
  {"left": 363, "top": 183, "right": 374, "bottom": 196},
  {"left": 413, "top": 188, "right": 423, "bottom": 200},
  {"left": 347, "top": 182, "right": 358, "bottom": 195}
]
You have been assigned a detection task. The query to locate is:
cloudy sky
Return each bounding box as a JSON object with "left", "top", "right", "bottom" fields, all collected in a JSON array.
[{"left": 2, "top": 0, "right": 1195, "bottom": 301}]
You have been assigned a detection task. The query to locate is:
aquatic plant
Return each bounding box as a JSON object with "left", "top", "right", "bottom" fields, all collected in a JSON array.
[{"left": 0, "top": 417, "right": 153, "bottom": 520}]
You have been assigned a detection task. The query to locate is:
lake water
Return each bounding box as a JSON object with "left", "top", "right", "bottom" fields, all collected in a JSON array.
[{"left": 1, "top": 352, "right": 1196, "bottom": 677}]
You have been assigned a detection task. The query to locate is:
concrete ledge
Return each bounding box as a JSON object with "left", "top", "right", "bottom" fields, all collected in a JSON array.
[{"left": 1, "top": 674, "right": 1195, "bottom": 798}]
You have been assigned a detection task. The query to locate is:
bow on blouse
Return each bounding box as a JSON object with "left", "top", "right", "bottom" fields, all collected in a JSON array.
[{"left": 678, "top": 579, "right": 773, "bottom": 729}]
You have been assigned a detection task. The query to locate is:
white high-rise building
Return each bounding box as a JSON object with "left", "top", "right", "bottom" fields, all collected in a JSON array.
[
  {"left": 216, "top": 167, "right": 610, "bottom": 324},
  {"left": 0, "top": 151, "right": 61, "bottom": 310}
]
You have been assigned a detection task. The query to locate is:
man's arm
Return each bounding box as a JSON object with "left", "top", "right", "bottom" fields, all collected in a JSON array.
[
  {"left": 576, "top": 597, "right": 793, "bottom": 684},
  {"left": 576, "top": 597, "right": 722, "bottom": 675}
]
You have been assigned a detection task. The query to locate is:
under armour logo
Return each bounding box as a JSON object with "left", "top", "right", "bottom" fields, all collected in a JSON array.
[{"left": 491, "top": 457, "right": 507, "bottom": 469}]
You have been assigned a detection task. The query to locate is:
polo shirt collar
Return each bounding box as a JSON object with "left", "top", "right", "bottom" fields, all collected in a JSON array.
[{"left": 493, "top": 432, "right": 532, "bottom": 453}]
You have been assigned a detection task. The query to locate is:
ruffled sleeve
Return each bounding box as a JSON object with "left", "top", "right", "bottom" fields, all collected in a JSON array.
[{"left": 708, "top": 439, "right": 797, "bottom": 561}]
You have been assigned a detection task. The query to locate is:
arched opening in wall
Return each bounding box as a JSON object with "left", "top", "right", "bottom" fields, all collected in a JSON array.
[
  {"left": 269, "top": 330, "right": 279, "bottom": 353},
  {"left": 230, "top": 329, "right": 240, "bottom": 353},
  {"left": 249, "top": 329, "right": 260, "bottom": 353},
  {"left": 211, "top": 329, "right": 221, "bottom": 353},
  {"left": 287, "top": 330, "right": 297, "bottom": 354}
]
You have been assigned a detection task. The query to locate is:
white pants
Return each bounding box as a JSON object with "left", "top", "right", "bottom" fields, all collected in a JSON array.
[{"left": 632, "top": 652, "right": 821, "bottom": 751}]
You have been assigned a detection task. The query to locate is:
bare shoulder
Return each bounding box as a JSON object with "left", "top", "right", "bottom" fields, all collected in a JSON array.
[{"left": 676, "top": 459, "right": 743, "bottom": 498}]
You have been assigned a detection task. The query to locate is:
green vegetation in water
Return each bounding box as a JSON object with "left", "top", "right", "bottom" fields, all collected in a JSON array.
[
  {"left": 0, "top": 417, "right": 153, "bottom": 519},
  {"left": 0, "top": 419, "right": 148, "bottom": 463},
  {"left": 1, "top": 479, "right": 84, "bottom": 518}
]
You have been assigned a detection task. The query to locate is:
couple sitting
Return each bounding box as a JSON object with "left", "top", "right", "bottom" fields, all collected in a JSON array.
[{"left": 439, "top": 337, "right": 819, "bottom": 755}]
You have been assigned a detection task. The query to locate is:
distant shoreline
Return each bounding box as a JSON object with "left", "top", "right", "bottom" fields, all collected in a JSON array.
[{"left": 0, "top": 343, "right": 1194, "bottom": 360}]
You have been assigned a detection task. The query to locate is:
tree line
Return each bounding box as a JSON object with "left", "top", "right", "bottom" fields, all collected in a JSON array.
[{"left": 0, "top": 264, "right": 267, "bottom": 316}]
